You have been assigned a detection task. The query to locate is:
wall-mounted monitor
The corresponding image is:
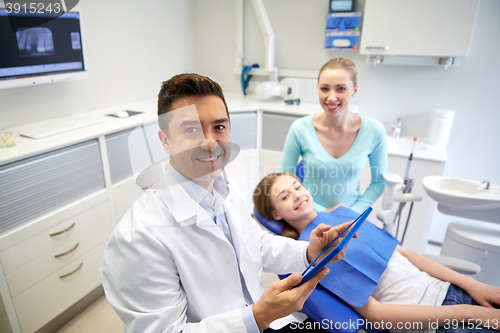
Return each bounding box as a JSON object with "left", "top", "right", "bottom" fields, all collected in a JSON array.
[
  {"left": 329, "top": 0, "right": 354, "bottom": 12},
  {"left": 0, "top": 5, "right": 88, "bottom": 90}
]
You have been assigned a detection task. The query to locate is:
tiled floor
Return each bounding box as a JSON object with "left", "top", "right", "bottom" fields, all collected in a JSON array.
[{"left": 54, "top": 296, "right": 123, "bottom": 333}]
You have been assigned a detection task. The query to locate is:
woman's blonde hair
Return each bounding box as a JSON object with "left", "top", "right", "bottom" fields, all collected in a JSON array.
[
  {"left": 318, "top": 57, "right": 358, "bottom": 87},
  {"left": 253, "top": 172, "right": 301, "bottom": 240}
]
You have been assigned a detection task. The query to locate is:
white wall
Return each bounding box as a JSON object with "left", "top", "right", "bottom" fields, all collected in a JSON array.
[
  {"left": 1, "top": 0, "right": 497, "bottom": 243},
  {"left": 193, "top": 0, "right": 500, "bottom": 243},
  {"left": 0, "top": 0, "right": 195, "bottom": 129}
]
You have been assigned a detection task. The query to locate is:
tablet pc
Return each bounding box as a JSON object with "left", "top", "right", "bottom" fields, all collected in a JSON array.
[{"left": 299, "top": 206, "right": 372, "bottom": 286}]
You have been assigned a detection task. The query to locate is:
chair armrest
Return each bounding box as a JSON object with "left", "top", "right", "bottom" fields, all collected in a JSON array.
[{"left": 421, "top": 254, "right": 481, "bottom": 276}]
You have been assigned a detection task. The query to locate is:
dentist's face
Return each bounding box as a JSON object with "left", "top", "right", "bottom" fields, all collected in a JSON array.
[
  {"left": 270, "top": 175, "right": 314, "bottom": 223},
  {"left": 158, "top": 95, "right": 231, "bottom": 189},
  {"left": 318, "top": 68, "right": 358, "bottom": 117}
]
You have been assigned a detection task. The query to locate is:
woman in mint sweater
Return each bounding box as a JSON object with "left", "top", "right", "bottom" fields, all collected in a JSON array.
[{"left": 280, "top": 57, "right": 387, "bottom": 213}]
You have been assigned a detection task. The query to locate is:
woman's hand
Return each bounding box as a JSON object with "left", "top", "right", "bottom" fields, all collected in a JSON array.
[
  {"left": 324, "top": 203, "right": 349, "bottom": 213},
  {"left": 464, "top": 277, "right": 500, "bottom": 308},
  {"left": 306, "top": 221, "right": 356, "bottom": 265}
]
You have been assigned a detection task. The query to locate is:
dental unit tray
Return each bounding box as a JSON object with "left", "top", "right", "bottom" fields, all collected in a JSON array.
[{"left": 298, "top": 207, "right": 372, "bottom": 286}]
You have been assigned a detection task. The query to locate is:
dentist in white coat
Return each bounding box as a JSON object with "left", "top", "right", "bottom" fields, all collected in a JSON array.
[{"left": 100, "top": 73, "right": 353, "bottom": 333}]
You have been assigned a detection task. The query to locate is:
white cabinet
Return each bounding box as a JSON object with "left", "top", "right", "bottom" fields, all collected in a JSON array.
[
  {"left": 259, "top": 112, "right": 301, "bottom": 177},
  {"left": 105, "top": 122, "right": 166, "bottom": 222},
  {"left": 360, "top": 0, "right": 479, "bottom": 57},
  {"left": 0, "top": 190, "right": 111, "bottom": 333},
  {"left": 13, "top": 243, "right": 107, "bottom": 333},
  {"left": 224, "top": 112, "right": 259, "bottom": 210},
  {"left": 261, "top": 113, "right": 300, "bottom": 152},
  {"left": 0, "top": 102, "right": 260, "bottom": 332},
  {"left": 0, "top": 139, "right": 112, "bottom": 333}
]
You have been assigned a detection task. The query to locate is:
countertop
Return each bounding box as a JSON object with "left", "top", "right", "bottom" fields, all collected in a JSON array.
[{"left": 0, "top": 93, "right": 446, "bottom": 165}]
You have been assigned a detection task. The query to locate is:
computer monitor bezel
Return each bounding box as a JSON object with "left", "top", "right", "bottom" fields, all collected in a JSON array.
[{"left": 0, "top": 3, "right": 89, "bottom": 90}]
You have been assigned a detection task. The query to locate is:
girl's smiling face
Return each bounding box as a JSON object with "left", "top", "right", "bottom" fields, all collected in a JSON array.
[
  {"left": 270, "top": 175, "right": 315, "bottom": 224},
  {"left": 318, "top": 68, "right": 358, "bottom": 117}
]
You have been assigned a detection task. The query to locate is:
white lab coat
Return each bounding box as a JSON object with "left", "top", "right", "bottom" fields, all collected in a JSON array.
[{"left": 100, "top": 170, "right": 309, "bottom": 333}]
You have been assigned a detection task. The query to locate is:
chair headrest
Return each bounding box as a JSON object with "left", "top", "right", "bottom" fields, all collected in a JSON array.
[
  {"left": 253, "top": 207, "right": 284, "bottom": 235},
  {"left": 135, "top": 157, "right": 170, "bottom": 189}
]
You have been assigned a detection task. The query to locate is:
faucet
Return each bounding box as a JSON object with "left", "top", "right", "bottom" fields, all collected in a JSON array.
[
  {"left": 483, "top": 180, "right": 490, "bottom": 190},
  {"left": 385, "top": 118, "right": 403, "bottom": 138}
]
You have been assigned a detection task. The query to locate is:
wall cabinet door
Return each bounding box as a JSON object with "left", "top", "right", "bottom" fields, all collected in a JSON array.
[{"left": 360, "top": 0, "right": 479, "bottom": 57}]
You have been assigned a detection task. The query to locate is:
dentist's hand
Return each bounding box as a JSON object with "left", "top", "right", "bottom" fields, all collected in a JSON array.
[
  {"left": 252, "top": 267, "right": 330, "bottom": 331},
  {"left": 306, "top": 221, "right": 357, "bottom": 265}
]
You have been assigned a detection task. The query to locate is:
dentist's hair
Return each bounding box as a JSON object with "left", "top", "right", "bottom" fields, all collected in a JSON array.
[
  {"left": 157, "top": 73, "right": 230, "bottom": 135},
  {"left": 318, "top": 57, "right": 358, "bottom": 87},
  {"left": 253, "top": 172, "right": 301, "bottom": 240}
]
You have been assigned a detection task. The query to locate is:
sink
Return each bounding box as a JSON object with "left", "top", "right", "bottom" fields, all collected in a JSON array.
[
  {"left": 386, "top": 136, "right": 429, "bottom": 152},
  {"left": 423, "top": 176, "right": 500, "bottom": 223}
]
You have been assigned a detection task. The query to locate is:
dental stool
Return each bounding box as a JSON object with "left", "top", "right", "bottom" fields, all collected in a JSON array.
[{"left": 253, "top": 207, "right": 386, "bottom": 333}]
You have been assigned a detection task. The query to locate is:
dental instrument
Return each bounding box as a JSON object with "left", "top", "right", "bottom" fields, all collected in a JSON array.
[
  {"left": 377, "top": 138, "right": 422, "bottom": 242},
  {"left": 403, "top": 137, "right": 416, "bottom": 186},
  {"left": 394, "top": 138, "right": 417, "bottom": 240}
]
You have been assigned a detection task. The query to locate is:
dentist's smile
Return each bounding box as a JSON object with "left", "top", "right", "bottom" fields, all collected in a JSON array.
[{"left": 197, "top": 154, "right": 221, "bottom": 162}]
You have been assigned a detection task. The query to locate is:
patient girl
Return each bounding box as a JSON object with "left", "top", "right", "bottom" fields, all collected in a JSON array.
[{"left": 253, "top": 173, "right": 500, "bottom": 333}]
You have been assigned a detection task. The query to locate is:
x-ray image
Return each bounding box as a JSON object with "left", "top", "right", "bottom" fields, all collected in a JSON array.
[
  {"left": 16, "top": 27, "right": 55, "bottom": 57},
  {"left": 71, "top": 32, "right": 81, "bottom": 50}
]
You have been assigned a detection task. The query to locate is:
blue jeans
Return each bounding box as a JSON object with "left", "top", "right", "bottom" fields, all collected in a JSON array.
[{"left": 437, "top": 284, "right": 498, "bottom": 333}]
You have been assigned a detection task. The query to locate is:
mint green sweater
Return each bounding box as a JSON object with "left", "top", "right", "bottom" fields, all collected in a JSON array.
[{"left": 280, "top": 114, "right": 387, "bottom": 213}]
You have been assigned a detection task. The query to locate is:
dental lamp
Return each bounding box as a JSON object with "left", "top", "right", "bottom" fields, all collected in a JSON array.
[{"left": 255, "top": 78, "right": 300, "bottom": 104}]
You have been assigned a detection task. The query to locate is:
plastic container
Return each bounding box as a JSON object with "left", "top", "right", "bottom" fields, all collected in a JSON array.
[{"left": 428, "top": 109, "right": 455, "bottom": 147}]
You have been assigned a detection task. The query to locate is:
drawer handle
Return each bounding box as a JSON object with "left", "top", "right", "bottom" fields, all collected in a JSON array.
[
  {"left": 50, "top": 222, "right": 76, "bottom": 237},
  {"left": 59, "top": 262, "right": 83, "bottom": 279},
  {"left": 366, "top": 46, "right": 389, "bottom": 50},
  {"left": 54, "top": 242, "right": 80, "bottom": 258}
]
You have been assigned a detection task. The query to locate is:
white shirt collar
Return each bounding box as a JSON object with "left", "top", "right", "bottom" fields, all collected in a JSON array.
[{"left": 166, "top": 162, "right": 229, "bottom": 205}]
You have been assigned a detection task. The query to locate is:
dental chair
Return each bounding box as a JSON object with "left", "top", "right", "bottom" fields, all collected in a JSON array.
[
  {"left": 251, "top": 162, "right": 481, "bottom": 333},
  {"left": 256, "top": 161, "right": 383, "bottom": 333},
  {"left": 253, "top": 207, "right": 384, "bottom": 333},
  {"left": 253, "top": 203, "right": 480, "bottom": 333},
  {"left": 296, "top": 161, "right": 481, "bottom": 278}
]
